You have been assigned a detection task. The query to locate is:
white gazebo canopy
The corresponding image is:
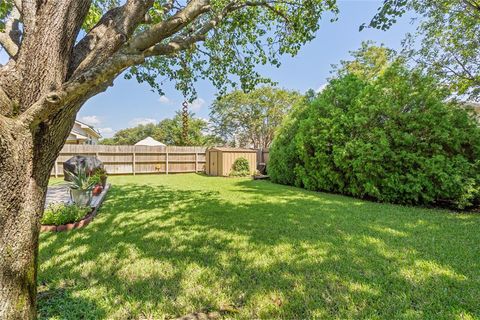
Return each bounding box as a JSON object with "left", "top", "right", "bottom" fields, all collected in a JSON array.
[{"left": 134, "top": 136, "right": 166, "bottom": 146}]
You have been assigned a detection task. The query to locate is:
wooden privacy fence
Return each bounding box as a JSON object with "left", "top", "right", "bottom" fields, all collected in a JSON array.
[
  {"left": 256, "top": 148, "right": 269, "bottom": 164},
  {"left": 52, "top": 145, "right": 270, "bottom": 177},
  {"left": 52, "top": 145, "right": 207, "bottom": 177}
]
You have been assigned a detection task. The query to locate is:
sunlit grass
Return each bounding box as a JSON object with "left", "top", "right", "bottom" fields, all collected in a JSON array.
[{"left": 39, "top": 174, "right": 480, "bottom": 319}]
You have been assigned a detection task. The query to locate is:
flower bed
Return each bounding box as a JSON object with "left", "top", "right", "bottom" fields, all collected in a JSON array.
[{"left": 41, "top": 184, "right": 110, "bottom": 233}]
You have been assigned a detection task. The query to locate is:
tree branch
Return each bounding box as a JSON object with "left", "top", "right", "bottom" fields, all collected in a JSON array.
[
  {"left": 143, "top": 2, "right": 235, "bottom": 56},
  {"left": 21, "top": 49, "right": 145, "bottom": 127},
  {"left": 0, "top": 7, "right": 21, "bottom": 57},
  {"left": 69, "top": 0, "right": 154, "bottom": 78},
  {"left": 13, "top": 0, "right": 22, "bottom": 12},
  {"left": 144, "top": 34, "right": 206, "bottom": 56},
  {"left": 130, "top": 0, "right": 211, "bottom": 52}
]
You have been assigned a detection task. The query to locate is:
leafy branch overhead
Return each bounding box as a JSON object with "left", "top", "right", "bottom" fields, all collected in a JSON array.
[
  {"left": 0, "top": 0, "right": 338, "bottom": 126},
  {"left": 0, "top": 2, "right": 340, "bottom": 318},
  {"left": 365, "top": 0, "right": 480, "bottom": 100}
]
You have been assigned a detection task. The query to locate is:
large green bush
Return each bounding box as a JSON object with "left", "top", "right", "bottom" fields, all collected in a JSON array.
[{"left": 269, "top": 63, "right": 480, "bottom": 208}]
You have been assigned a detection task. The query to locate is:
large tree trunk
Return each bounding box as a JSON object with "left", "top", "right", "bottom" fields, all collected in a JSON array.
[
  {"left": 0, "top": 0, "right": 231, "bottom": 317},
  {"left": 0, "top": 123, "right": 47, "bottom": 319},
  {"left": 0, "top": 103, "right": 80, "bottom": 319}
]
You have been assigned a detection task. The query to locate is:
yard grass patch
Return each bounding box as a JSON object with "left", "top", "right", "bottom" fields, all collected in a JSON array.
[{"left": 39, "top": 174, "right": 480, "bottom": 319}]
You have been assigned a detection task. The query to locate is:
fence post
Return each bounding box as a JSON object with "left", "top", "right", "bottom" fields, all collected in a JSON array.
[
  {"left": 195, "top": 152, "right": 198, "bottom": 172},
  {"left": 132, "top": 149, "right": 136, "bottom": 176},
  {"left": 166, "top": 151, "right": 169, "bottom": 175},
  {"left": 54, "top": 160, "right": 58, "bottom": 178}
]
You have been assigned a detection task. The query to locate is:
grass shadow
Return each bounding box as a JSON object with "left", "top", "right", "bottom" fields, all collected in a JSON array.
[{"left": 39, "top": 174, "right": 480, "bottom": 319}]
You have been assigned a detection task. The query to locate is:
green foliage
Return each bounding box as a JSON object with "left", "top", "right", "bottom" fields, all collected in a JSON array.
[
  {"left": 101, "top": 123, "right": 159, "bottom": 145},
  {"left": 367, "top": 0, "right": 480, "bottom": 100},
  {"left": 100, "top": 111, "right": 221, "bottom": 146},
  {"left": 92, "top": 167, "right": 108, "bottom": 177},
  {"left": 0, "top": 0, "right": 340, "bottom": 101},
  {"left": 333, "top": 41, "right": 396, "bottom": 81},
  {"left": 210, "top": 86, "right": 302, "bottom": 148},
  {"left": 89, "top": 173, "right": 102, "bottom": 186},
  {"left": 125, "top": 0, "right": 339, "bottom": 99},
  {"left": 66, "top": 167, "right": 96, "bottom": 191},
  {"left": 41, "top": 203, "right": 90, "bottom": 226},
  {"left": 268, "top": 101, "right": 309, "bottom": 186},
  {"left": 361, "top": 0, "right": 408, "bottom": 31},
  {"left": 233, "top": 157, "right": 250, "bottom": 172},
  {"left": 270, "top": 59, "right": 480, "bottom": 208},
  {"left": 230, "top": 157, "right": 250, "bottom": 176}
]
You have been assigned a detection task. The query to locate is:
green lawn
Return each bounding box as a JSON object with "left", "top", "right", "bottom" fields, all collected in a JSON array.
[{"left": 39, "top": 174, "right": 480, "bottom": 319}]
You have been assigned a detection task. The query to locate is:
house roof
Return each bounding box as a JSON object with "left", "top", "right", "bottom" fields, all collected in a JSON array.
[
  {"left": 134, "top": 136, "right": 166, "bottom": 146},
  {"left": 74, "top": 120, "right": 102, "bottom": 138},
  {"left": 209, "top": 147, "right": 257, "bottom": 152},
  {"left": 68, "top": 131, "right": 89, "bottom": 140}
]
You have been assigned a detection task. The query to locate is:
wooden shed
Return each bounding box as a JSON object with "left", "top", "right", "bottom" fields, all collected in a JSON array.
[{"left": 205, "top": 147, "right": 257, "bottom": 176}]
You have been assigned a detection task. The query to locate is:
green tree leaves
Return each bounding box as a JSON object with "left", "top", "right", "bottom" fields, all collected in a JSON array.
[
  {"left": 367, "top": 0, "right": 480, "bottom": 100},
  {"left": 209, "top": 86, "right": 302, "bottom": 148},
  {"left": 101, "top": 111, "right": 220, "bottom": 146},
  {"left": 269, "top": 49, "right": 480, "bottom": 208}
]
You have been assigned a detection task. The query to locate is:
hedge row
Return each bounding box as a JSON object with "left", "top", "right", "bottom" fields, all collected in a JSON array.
[{"left": 269, "top": 64, "right": 480, "bottom": 208}]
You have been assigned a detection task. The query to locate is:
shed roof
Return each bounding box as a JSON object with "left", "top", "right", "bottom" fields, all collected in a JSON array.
[{"left": 209, "top": 147, "right": 256, "bottom": 152}]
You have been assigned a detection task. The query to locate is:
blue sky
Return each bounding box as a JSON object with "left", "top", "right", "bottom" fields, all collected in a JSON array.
[{"left": 4, "top": 1, "right": 418, "bottom": 138}]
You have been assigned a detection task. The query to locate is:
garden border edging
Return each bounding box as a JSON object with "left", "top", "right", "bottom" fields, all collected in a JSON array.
[{"left": 40, "top": 184, "right": 110, "bottom": 233}]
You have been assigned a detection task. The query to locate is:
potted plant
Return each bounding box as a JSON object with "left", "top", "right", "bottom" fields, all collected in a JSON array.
[
  {"left": 92, "top": 167, "right": 108, "bottom": 188},
  {"left": 89, "top": 174, "right": 103, "bottom": 196},
  {"left": 66, "top": 167, "right": 95, "bottom": 206}
]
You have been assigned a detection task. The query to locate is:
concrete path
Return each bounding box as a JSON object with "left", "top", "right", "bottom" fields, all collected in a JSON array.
[
  {"left": 45, "top": 183, "right": 71, "bottom": 207},
  {"left": 45, "top": 183, "right": 110, "bottom": 208}
]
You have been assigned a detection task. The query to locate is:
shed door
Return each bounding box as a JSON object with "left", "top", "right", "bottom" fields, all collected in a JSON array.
[{"left": 210, "top": 152, "right": 218, "bottom": 175}]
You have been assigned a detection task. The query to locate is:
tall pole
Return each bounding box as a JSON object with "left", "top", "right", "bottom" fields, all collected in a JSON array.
[{"left": 182, "top": 101, "right": 189, "bottom": 145}]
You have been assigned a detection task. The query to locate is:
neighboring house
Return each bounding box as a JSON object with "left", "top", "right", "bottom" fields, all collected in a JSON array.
[
  {"left": 134, "top": 136, "right": 166, "bottom": 146},
  {"left": 65, "top": 120, "right": 102, "bottom": 145}
]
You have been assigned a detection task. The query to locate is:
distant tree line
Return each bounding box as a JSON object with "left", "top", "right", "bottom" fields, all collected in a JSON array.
[
  {"left": 100, "top": 112, "right": 221, "bottom": 146},
  {"left": 101, "top": 87, "right": 302, "bottom": 148}
]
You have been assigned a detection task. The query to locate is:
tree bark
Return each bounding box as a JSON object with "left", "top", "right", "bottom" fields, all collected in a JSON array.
[
  {"left": 0, "top": 121, "right": 47, "bottom": 319},
  {"left": 0, "top": 0, "right": 288, "bottom": 318}
]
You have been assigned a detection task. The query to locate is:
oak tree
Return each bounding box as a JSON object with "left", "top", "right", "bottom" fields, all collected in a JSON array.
[
  {"left": 0, "top": 0, "right": 338, "bottom": 318},
  {"left": 210, "top": 86, "right": 302, "bottom": 148}
]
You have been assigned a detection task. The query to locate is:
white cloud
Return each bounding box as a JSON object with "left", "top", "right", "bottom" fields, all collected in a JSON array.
[
  {"left": 316, "top": 83, "right": 327, "bottom": 93},
  {"left": 80, "top": 115, "right": 102, "bottom": 126},
  {"left": 158, "top": 95, "right": 171, "bottom": 104},
  {"left": 98, "top": 127, "right": 115, "bottom": 138},
  {"left": 129, "top": 117, "right": 157, "bottom": 126},
  {"left": 190, "top": 98, "right": 206, "bottom": 111}
]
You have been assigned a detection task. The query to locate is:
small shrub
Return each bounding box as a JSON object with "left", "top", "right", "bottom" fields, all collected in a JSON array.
[
  {"left": 41, "top": 203, "right": 90, "bottom": 226},
  {"left": 230, "top": 157, "right": 250, "bottom": 177}
]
